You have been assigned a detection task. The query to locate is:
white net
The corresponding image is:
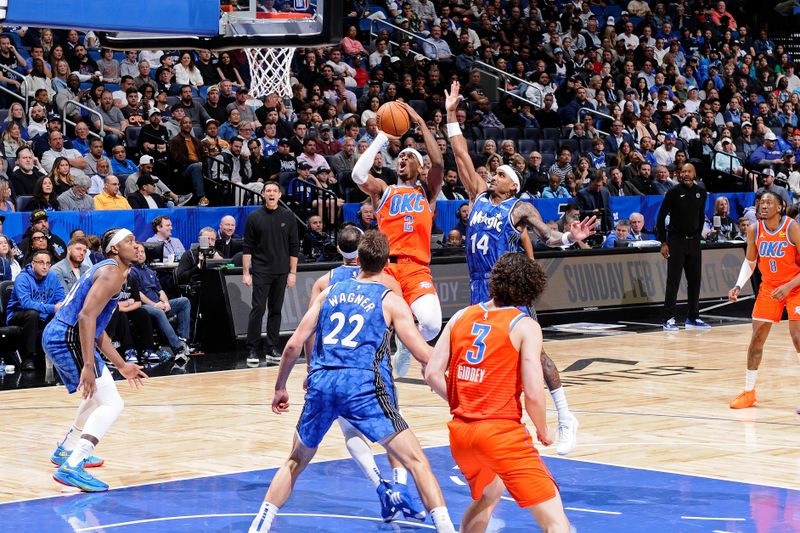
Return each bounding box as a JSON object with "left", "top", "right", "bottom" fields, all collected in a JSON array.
[{"left": 245, "top": 47, "right": 296, "bottom": 99}]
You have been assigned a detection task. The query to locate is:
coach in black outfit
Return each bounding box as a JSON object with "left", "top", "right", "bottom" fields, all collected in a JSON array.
[
  {"left": 243, "top": 182, "right": 299, "bottom": 367},
  {"left": 656, "top": 163, "right": 708, "bottom": 330}
]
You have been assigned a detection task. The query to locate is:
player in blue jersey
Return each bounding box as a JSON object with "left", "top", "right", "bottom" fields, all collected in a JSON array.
[
  {"left": 305, "top": 225, "right": 426, "bottom": 522},
  {"left": 45, "top": 228, "right": 148, "bottom": 492},
  {"left": 249, "top": 231, "right": 456, "bottom": 533},
  {"left": 445, "top": 81, "right": 595, "bottom": 455}
]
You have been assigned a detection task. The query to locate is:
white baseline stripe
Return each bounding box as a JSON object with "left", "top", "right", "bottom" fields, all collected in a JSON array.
[
  {"left": 75, "top": 512, "right": 436, "bottom": 531},
  {"left": 449, "top": 475, "right": 466, "bottom": 486},
  {"left": 565, "top": 507, "right": 622, "bottom": 515},
  {"left": 681, "top": 516, "right": 746, "bottom": 521}
]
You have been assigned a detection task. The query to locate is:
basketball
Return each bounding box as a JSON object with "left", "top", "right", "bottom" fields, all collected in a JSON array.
[{"left": 376, "top": 102, "right": 411, "bottom": 137}]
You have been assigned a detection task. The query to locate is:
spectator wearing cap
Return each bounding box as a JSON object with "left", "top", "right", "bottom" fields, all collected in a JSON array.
[
  {"left": 288, "top": 162, "right": 317, "bottom": 216},
  {"left": 169, "top": 116, "right": 209, "bottom": 206},
  {"left": 654, "top": 133, "right": 679, "bottom": 167},
  {"left": 221, "top": 136, "right": 263, "bottom": 197},
  {"left": 41, "top": 129, "right": 88, "bottom": 180},
  {"left": 266, "top": 138, "right": 297, "bottom": 182},
  {"left": 56, "top": 174, "right": 94, "bottom": 211},
  {"left": 201, "top": 118, "right": 229, "bottom": 160},
  {"left": 713, "top": 138, "right": 744, "bottom": 176},
  {"left": 176, "top": 84, "right": 211, "bottom": 128},
  {"left": 128, "top": 173, "right": 168, "bottom": 209},
  {"left": 225, "top": 86, "right": 259, "bottom": 128},
  {"left": 757, "top": 168, "right": 792, "bottom": 207},
  {"left": 735, "top": 121, "right": 760, "bottom": 158},
  {"left": 749, "top": 130, "right": 784, "bottom": 170},
  {"left": 315, "top": 122, "right": 341, "bottom": 156},
  {"left": 19, "top": 209, "right": 67, "bottom": 260},
  {"left": 94, "top": 174, "right": 132, "bottom": 210},
  {"left": 203, "top": 85, "right": 228, "bottom": 124},
  {"left": 138, "top": 107, "right": 170, "bottom": 156}
]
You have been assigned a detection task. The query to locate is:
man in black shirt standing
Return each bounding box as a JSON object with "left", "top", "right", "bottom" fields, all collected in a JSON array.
[
  {"left": 243, "top": 182, "right": 299, "bottom": 367},
  {"left": 656, "top": 163, "right": 711, "bottom": 332}
]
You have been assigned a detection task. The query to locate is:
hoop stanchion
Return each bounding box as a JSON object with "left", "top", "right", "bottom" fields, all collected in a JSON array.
[{"left": 246, "top": 47, "right": 296, "bottom": 99}]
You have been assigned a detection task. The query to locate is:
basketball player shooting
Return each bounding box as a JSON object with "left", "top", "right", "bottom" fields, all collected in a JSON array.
[
  {"left": 351, "top": 100, "right": 444, "bottom": 378},
  {"left": 444, "top": 80, "right": 594, "bottom": 455}
]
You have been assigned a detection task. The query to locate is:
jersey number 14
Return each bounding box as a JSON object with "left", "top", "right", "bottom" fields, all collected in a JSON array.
[{"left": 470, "top": 234, "right": 489, "bottom": 255}]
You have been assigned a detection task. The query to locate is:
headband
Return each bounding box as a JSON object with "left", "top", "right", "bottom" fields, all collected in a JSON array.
[
  {"left": 339, "top": 249, "right": 359, "bottom": 260},
  {"left": 399, "top": 148, "right": 424, "bottom": 167},
  {"left": 497, "top": 165, "right": 521, "bottom": 190},
  {"left": 105, "top": 228, "right": 133, "bottom": 252}
]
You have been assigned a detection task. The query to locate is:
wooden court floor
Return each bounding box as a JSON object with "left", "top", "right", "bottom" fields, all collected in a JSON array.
[{"left": 2, "top": 322, "right": 800, "bottom": 505}]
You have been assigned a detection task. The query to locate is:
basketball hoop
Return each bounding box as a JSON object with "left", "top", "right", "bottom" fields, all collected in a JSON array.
[{"left": 245, "top": 46, "right": 296, "bottom": 100}]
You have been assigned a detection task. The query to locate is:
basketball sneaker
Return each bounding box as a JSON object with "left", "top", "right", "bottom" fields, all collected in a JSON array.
[
  {"left": 556, "top": 413, "right": 579, "bottom": 455},
  {"left": 390, "top": 483, "right": 427, "bottom": 521},
  {"left": 730, "top": 389, "right": 757, "bottom": 409},
  {"left": 392, "top": 339, "right": 412, "bottom": 377},
  {"left": 174, "top": 344, "right": 189, "bottom": 365},
  {"left": 53, "top": 464, "right": 109, "bottom": 492},
  {"left": 685, "top": 319, "right": 712, "bottom": 329},
  {"left": 50, "top": 444, "right": 104, "bottom": 468},
  {"left": 663, "top": 318, "right": 679, "bottom": 332},
  {"left": 124, "top": 349, "right": 138, "bottom": 364},
  {"left": 143, "top": 349, "right": 161, "bottom": 365},
  {"left": 376, "top": 480, "right": 397, "bottom": 522},
  {"left": 247, "top": 350, "right": 260, "bottom": 368}
]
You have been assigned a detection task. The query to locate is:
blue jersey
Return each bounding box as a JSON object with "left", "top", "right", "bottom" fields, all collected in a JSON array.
[
  {"left": 312, "top": 278, "right": 391, "bottom": 372},
  {"left": 465, "top": 192, "right": 522, "bottom": 281},
  {"left": 329, "top": 264, "right": 360, "bottom": 285},
  {"left": 55, "top": 259, "right": 121, "bottom": 337}
]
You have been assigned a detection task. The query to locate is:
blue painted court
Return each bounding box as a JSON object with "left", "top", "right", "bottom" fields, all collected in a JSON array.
[{"left": 3, "top": 445, "right": 798, "bottom": 532}]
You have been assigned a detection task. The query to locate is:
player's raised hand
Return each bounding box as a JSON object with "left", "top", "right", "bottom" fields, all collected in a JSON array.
[
  {"left": 444, "top": 81, "right": 463, "bottom": 112},
  {"left": 568, "top": 215, "right": 597, "bottom": 242},
  {"left": 272, "top": 389, "right": 290, "bottom": 414},
  {"left": 396, "top": 101, "right": 424, "bottom": 127},
  {"left": 119, "top": 362, "right": 148, "bottom": 389}
]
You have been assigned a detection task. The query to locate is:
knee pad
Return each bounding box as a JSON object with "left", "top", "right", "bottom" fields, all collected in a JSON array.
[
  {"left": 410, "top": 294, "right": 442, "bottom": 341},
  {"left": 94, "top": 367, "right": 125, "bottom": 416}
]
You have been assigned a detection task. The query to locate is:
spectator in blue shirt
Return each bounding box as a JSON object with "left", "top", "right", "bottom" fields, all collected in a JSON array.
[
  {"left": 602, "top": 219, "right": 632, "bottom": 248},
  {"left": 541, "top": 172, "right": 573, "bottom": 199},
  {"left": 748, "top": 130, "right": 784, "bottom": 170}
]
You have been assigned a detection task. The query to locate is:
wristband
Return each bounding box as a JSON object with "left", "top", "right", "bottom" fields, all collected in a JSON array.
[
  {"left": 561, "top": 233, "right": 573, "bottom": 246},
  {"left": 446, "top": 122, "right": 462, "bottom": 138}
]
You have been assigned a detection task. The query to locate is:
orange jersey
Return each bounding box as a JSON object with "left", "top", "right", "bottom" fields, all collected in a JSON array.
[
  {"left": 375, "top": 184, "right": 433, "bottom": 265},
  {"left": 447, "top": 304, "right": 528, "bottom": 422},
  {"left": 756, "top": 216, "right": 800, "bottom": 286}
]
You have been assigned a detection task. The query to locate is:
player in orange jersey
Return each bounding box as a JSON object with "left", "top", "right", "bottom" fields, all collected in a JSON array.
[
  {"left": 728, "top": 191, "right": 800, "bottom": 410},
  {"left": 351, "top": 101, "right": 444, "bottom": 377},
  {"left": 425, "top": 253, "right": 569, "bottom": 533}
]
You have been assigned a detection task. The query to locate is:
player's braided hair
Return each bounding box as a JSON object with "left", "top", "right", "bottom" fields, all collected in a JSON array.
[{"left": 489, "top": 253, "right": 547, "bottom": 307}]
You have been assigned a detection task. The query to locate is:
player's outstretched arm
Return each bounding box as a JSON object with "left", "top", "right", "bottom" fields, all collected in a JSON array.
[
  {"left": 730, "top": 223, "right": 757, "bottom": 302},
  {"left": 516, "top": 316, "right": 551, "bottom": 446},
  {"left": 513, "top": 202, "right": 595, "bottom": 247},
  {"left": 399, "top": 101, "right": 444, "bottom": 200},
  {"left": 425, "top": 313, "right": 460, "bottom": 401},
  {"left": 445, "top": 81, "right": 487, "bottom": 202},
  {"left": 351, "top": 133, "right": 389, "bottom": 202},
  {"left": 385, "top": 292, "right": 433, "bottom": 365}
]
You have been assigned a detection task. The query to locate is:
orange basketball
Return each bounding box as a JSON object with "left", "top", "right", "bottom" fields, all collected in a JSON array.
[{"left": 376, "top": 101, "right": 411, "bottom": 137}]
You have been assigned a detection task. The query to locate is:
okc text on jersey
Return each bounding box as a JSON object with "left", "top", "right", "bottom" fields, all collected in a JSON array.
[
  {"left": 759, "top": 241, "right": 788, "bottom": 257},
  {"left": 388, "top": 192, "right": 426, "bottom": 215}
]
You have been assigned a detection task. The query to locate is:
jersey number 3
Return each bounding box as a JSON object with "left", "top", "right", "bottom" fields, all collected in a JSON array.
[
  {"left": 465, "top": 323, "right": 491, "bottom": 364},
  {"left": 322, "top": 312, "right": 365, "bottom": 348}
]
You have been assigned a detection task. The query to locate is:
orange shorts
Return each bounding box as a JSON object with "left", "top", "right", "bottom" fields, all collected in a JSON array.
[
  {"left": 384, "top": 262, "right": 436, "bottom": 306},
  {"left": 752, "top": 283, "right": 800, "bottom": 322},
  {"left": 448, "top": 418, "right": 558, "bottom": 508}
]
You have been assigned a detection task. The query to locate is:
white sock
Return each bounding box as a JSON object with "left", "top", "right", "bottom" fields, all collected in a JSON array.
[
  {"left": 338, "top": 419, "right": 382, "bottom": 487},
  {"left": 66, "top": 438, "right": 95, "bottom": 468},
  {"left": 745, "top": 369, "right": 758, "bottom": 391},
  {"left": 430, "top": 506, "right": 456, "bottom": 533},
  {"left": 249, "top": 501, "right": 278, "bottom": 533},
  {"left": 61, "top": 426, "right": 82, "bottom": 451},
  {"left": 393, "top": 467, "right": 408, "bottom": 486},
  {"left": 550, "top": 387, "right": 571, "bottom": 423}
]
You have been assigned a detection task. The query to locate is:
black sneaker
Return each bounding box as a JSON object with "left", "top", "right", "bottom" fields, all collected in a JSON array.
[
  {"left": 22, "top": 359, "right": 35, "bottom": 372},
  {"left": 246, "top": 350, "right": 260, "bottom": 368},
  {"left": 264, "top": 347, "right": 282, "bottom": 365}
]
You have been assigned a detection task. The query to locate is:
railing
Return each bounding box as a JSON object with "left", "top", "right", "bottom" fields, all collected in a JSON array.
[
  {"left": 473, "top": 61, "right": 537, "bottom": 104},
  {"left": 577, "top": 108, "right": 613, "bottom": 137},
  {"left": 0, "top": 64, "right": 28, "bottom": 113},
  {"left": 285, "top": 176, "right": 341, "bottom": 235},
  {"left": 368, "top": 19, "right": 438, "bottom": 54},
  {"left": 62, "top": 101, "right": 104, "bottom": 140}
]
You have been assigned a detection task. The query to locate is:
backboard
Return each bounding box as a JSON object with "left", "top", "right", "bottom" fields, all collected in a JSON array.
[
  {"left": 0, "top": 0, "right": 341, "bottom": 51},
  {"left": 98, "top": 0, "right": 342, "bottom": 51}
]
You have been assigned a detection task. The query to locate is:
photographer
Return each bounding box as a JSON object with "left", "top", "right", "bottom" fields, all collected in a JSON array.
[{"left": 176, "top": 227, "right": 223, "bottom": 286}]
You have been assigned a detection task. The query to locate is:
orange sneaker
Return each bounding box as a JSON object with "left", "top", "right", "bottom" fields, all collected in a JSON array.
[{"left": 730, "top": 390, "right": 757, "bottom": 409}]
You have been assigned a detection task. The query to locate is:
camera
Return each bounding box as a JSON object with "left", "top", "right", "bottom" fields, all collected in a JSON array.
[{"left": 198, "top": 235, "right": 216, "bottom": 257}]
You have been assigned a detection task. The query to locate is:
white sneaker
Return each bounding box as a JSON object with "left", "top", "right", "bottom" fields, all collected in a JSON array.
[
  {"left": 392, "top": 339, "right": 411, "bottom": 377},
  {"left": 556, "top": 414, "right": 579, "bottom": 455}
]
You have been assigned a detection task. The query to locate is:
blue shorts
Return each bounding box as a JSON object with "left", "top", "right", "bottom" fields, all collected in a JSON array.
[
  {"left": 470, "top": 279, "right": 538, "bottom": 320},
  {"left": 297, "top": 368, "right": 408, "bottom": 448},
  {"left": 42, "top": 320, "right": 105, "bottom": 394}
]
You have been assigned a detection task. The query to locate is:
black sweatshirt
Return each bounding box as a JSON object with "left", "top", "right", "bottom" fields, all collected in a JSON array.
[
  {"left": 656, "top": 182, "right": 707, "bottom": 241},
  {"left": 243, "top": 205, "right": 300, "bottom": 275}
]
